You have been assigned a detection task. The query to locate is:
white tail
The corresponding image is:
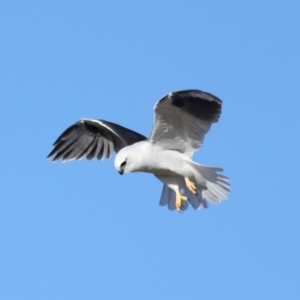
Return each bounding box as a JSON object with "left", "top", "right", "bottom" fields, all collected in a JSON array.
[
  {"left": 159, "top": 164, "right": 230, "bottom": 211},
  {"left": 194, "top": 164, "right": 230, "bottom": 203}
]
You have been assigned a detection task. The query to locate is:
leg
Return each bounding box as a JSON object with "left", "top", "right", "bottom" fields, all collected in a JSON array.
[
  {"left": 154, "top": 174, "right": 188, "bottom": 212},
  {"left": 175, "top": 191, "right": 188, "bottom": 211},
  {"left": 184, "top": 177, "right": 197, "bottom": 194}
]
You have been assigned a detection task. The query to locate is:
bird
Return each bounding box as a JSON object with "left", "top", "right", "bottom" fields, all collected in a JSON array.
[{"left": 47, "top": 89, "right": 230, "bottom": 211}]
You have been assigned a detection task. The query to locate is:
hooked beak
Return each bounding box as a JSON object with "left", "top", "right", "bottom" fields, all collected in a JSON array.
[{"left": 118, "top": 170, "right": 124, "bottom": 175}]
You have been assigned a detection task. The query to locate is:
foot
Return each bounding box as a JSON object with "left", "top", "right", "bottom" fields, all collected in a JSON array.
[
  {"left": 184, "top": 177, "right": 197, "bottom": 194},
  {"left": 175, "top": 191, "right": 188, "bottom": 211}
]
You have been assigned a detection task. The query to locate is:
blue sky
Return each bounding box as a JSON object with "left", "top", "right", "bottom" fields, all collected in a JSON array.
[{"left": 1, "top": 1, "right": 300, "bottom": 299}]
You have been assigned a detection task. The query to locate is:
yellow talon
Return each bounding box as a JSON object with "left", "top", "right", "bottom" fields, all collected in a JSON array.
[
  {"left": 175, "top": 191, "right": 188, "bottom": 211},
  {"left": 184, "top": 177, "right": 197, "bottom": 194}
]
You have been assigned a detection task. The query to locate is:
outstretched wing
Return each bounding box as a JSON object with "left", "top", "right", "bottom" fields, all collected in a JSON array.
[
  {"left": 149, "top": 90, "right": 222, "bottom": 156},
  {"left": 47, "top": 119, "right": 147, "bottom": 162}
]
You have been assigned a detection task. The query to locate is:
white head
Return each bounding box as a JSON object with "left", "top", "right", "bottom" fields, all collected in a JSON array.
[{"left": 114, "top": 146, "right": 136, "bottom": 175}]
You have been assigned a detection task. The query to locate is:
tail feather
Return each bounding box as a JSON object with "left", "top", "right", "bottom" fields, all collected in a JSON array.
[
  {"left": 212, "top": 182, "right": 230, "bottom": 195},
  {"left": 188, "top": 188, "right": 208, "bottom": 210},
  {"left": 159, "top": 163, "right": 230, "bottom": 211},
  {"left": 159, "top": 185, "right": 177, "bottom": 211},
  {"left": 202, "top": 187, "right": 221, "bottom": 204},
  {"left": 206, "top": 181, "right": 227, "bottom": 199},
  {"left": 194, "top": 164, "right": 230, "bottom": 204},
  {"left": 216, "top": 180, "right": 231, "bottom": 189},
  {"left": 159, "top": 185, "right": 170, "bottom": 207}
]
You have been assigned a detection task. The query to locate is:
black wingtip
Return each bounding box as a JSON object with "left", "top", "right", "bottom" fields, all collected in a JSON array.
[
  {"left": 170, "top": 90, "right": 222, "bottom": 105},
  {"left": 46, "top": 150, "right": 55, "bottom": 160},
  {"left": 169, "top": 89, "right": 222, "bottom": 122}
]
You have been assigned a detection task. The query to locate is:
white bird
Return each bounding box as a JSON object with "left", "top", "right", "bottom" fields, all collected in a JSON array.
[{"left": 47, "top": 90, "right": 230, "bottom": 211}]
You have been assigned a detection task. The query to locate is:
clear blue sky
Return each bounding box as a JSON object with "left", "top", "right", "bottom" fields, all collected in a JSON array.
[{"left": 1, "top": 1, "right": 299, "bottom": 299}]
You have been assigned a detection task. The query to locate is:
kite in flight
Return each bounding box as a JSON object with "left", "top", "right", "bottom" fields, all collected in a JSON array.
[{"left": 47, "top": 90, "right": 230, "bottom": 211}]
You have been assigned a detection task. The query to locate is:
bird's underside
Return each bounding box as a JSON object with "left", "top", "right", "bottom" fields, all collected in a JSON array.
[{"left": 47, "top": 89, "right": 230, "bottom": 212}]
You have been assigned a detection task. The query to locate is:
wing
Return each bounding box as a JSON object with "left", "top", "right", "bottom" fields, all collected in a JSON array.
[
  {"left": 149, "top": 90, "right": 222, "bottom": 156},
  {"left": 47, "top": 119, "right": 147, "bottom": 162}
]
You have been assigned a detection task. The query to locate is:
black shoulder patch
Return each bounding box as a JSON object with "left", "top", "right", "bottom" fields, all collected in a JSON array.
[{"left": 169, "top": 90, "right": 222, "bottom": 122}]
